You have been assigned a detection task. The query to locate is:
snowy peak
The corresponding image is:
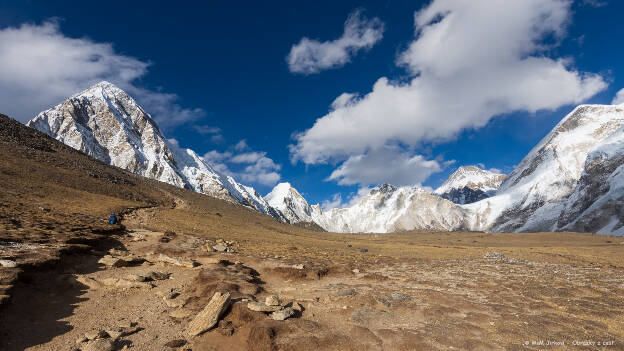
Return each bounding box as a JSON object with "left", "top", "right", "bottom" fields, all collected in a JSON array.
[
  {"left": 27, "top": 81, "right": 280, "bottom": 219},
  {"left": 435, "top": 166, "right": 505, "bottom": 195},
  {"left": 320, "top": 184, "right": 468, "bottom": 233},
  {"left": 466, "top": 104, "right": 624, "bottom": 233},
  {"left": 434, "top": 166, "right": 505, "bottom": 204},
  {"left": 264, "top": 182, "right": 319, "bottom": 223}
]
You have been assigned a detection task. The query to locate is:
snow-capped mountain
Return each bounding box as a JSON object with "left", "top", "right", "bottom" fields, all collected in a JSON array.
[
  {"left": 320, "top": 184, "right": 469, "bottom": 233},
  {"left": 465, "top": 104, "right": 624, "bottom": 233},
  {"left": 27, "top": 81, "right": 283, "bottom": 219},
  {"left": 434, "top": 166, "right": 506, "bottom": 204},
  {"left": 269, "top": 104, "right": 624, "bottom": 235},
  {"left": 264, "top": 182, "right": 323, "bottom": 224},
  {"left": 266, "top": 183, "right": 468, "bottom": 233}
]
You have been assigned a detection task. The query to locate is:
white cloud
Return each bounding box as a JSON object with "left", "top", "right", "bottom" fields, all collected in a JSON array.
[
  {"left": 613, "top": 88, "right": 624, "bottom": 105},
  {"left": 230, "top": 152, "right": 265, "bottom": 164},
  {"left": 286, "top": 9, "right": 384, "bottom": 74},
  {"left": 203, "top": 150, "right": 232, "bottom": 163},
  {"left": 193, "top": 125, "right": 221, "bottom": 135},
  {"left": 291, "top": 0, "right": 607, "bottom": 187},
  {"left": 327, "top": 146, "right": 443, "bottom": 186},
  {"left": 233, "top": 140, "right": 250, "bottom": 151},
  {"left": 0, "top": 19, "right": 204, "bottom": 127},
  {"left": 193, "top": 125, "right": 224, "bottom": 144},
  {"left": 203, "top": 144, "right": 281, "bottom": 187}
]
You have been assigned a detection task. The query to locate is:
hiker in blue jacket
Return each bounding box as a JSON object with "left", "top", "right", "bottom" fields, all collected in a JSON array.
[{"left": 109, "top": 213, "right": 118, "bottom": 225}]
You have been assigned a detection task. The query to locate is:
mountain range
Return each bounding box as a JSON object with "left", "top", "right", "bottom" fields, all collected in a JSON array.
[{"left": 27, "top": 82, "right": 624, "bottom": 235}]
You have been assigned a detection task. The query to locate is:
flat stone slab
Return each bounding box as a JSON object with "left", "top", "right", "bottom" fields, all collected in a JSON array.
[{"left": 186, "top": 291, "right": 231, "bottom": 336}]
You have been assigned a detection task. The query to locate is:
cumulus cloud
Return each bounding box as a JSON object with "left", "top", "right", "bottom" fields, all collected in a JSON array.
[
  {"left": 203, "top": 141, "right": 281, "bottom": 186},
  {"left": 286, "top": 9, "right": 384, "bottom": 74},
  {"left": 328, "top": 146, "right": 443, "bottom": 186},
  {"left": 290, "top": 0, "right": 607, "bottom": 186},
  {"left": 0, "top": 19, "right": 204, "bottom": 127},
  {"left": 613, "top": 88, "right": 624, "bottom": 105}
]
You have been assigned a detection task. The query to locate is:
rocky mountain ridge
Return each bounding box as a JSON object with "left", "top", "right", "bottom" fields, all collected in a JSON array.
[{"left": 27, "top": 81, "right": 284, "bottom": 220}]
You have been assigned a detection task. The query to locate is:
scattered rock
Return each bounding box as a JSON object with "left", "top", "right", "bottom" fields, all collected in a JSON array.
[
  {"left": 212, "top": 243, "right": 228, "bottom": 252},
  {"left": 98, "top": 256, "right": 127, "bottom": 268},
  {"left": 146, "top": 271, "right": 170, "bottom": 281},
  {"left": 125, "top": 274, "right": 146, "bottom": 282},
  {"left": 157, "top": 254, "right": 198, "bottom": 268},
  {"left": 165, "top": 339, "right": 187, "bottom": 348},
  {"left": 165, "top": 296, "right": 189, "bottom": 308},
  {"left": 158, "top": 288, "right": 180, "bottom": 300},
  {"left": 84, "top": 329, "right": 108, "bottom": 340},
  {"left": 290, "top": 302, "right": 304, "bottom": 312},
  {"left": 0, "top": 259, "right": 17, "bottom": 268},
  {"left": 201, "top": 244, "right": 215, "bottom": 252},
  {"left": 374, "top": 296, "right": 391, "bottom": 307},
  {"left": 352, "top": 269, "right": 360, "bottom": 274},
  {"left": 116, "top": 320, "right": 136, "bottom": 329},
  {"left": 484, "top": 252, "right": 506, "bottom": 259},
  {"left": 387, "top": 292, "right": 412, "bottom": 302},
  {"left": 76, "top": 336, "right": 88, "bottom": 344},
  {"left": 82, "top": 338, "right": 115, "bottom": 351},
  {"left": 185, "top": 291, "right": 231, "bottom": 336},
  {"left": 169, "top": 308, "right": 193, "bottom": 319},
  {"left": 104, "top": 325, "right": 140, "bottom": 340},
  {"left": 270, "top": 307, "right": 295, "bottom": 321},
  {"left": 265, "top": 295, "right": 280, "bottom": 306},
  {"left": 247, "top": 301, "right": 282, "bottom": 312},
  {"left": 336, "top": 288, "right": 357, "bottom": 297}
]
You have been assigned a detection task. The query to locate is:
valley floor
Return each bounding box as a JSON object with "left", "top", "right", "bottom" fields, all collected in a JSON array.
[{"left": 1, "top": 219, "right": 623, "bottom": 350}]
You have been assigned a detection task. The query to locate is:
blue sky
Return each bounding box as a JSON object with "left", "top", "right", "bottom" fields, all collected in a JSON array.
[{"left": 1, "top": 0, "right": 623, "bottom": 206}]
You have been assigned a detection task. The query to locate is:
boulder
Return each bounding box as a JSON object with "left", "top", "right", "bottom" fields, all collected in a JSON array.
[
  {"left": 270, "top": 307, "right": 295, "bottom": 321},
  {"left": 185, "top": 291, "right": 231, "bottom": 336}
]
